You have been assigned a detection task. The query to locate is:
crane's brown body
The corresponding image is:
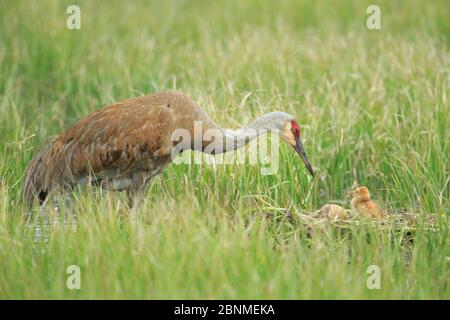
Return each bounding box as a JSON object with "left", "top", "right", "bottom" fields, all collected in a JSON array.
[{"left": 24, "top": 92, "right": 218, "bottom": 206}]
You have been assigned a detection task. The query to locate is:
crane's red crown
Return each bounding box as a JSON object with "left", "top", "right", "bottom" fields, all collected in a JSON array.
[{"left": 290, "top": 120, "right": 301, "bottom": 139}]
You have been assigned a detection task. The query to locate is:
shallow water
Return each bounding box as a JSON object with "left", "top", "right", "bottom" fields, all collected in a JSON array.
[{"left": 28, "top": 206, "right": 78, "bottom": 255}]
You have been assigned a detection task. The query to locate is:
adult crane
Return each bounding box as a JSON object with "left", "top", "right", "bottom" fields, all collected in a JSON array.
[{"left": 24, "top": 92, "right": 314, "bottom": 207}]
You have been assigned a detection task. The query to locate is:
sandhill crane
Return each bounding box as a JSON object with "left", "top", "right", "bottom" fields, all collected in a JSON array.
[
  {"left": 350, "top": 186, "right": 386, "bottom": 219},
  {"left": 24, "top": 91, "right": 314, "bottom": 207}
]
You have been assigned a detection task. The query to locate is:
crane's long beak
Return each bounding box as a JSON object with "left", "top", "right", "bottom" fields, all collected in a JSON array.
[{"left": 294, "top": 138, "right": 314, "bottom": 177}]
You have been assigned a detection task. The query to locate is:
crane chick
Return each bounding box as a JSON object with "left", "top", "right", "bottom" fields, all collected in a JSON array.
[
  {"left": 350, "top": 186, "right": 385, "bottom": 220},
  {"left": 319, "top": 204, "right": 348, "bottom": 221}
]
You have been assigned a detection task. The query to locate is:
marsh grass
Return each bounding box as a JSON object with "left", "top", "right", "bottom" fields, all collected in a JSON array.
[{"left": 0, "top": 0, "right": 448, "bottom": 299}]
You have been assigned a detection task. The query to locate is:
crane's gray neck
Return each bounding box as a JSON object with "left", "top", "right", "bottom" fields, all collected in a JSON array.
[{"left": 203, "top": 114, "right": 281, "bottom": 155}]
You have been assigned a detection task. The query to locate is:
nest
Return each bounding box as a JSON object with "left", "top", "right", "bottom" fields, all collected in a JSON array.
[
  {"left": 291, "top": 209, "right": 448, "bottom": 233},
  {"left": 251, "top": 196, "right": 448, "bottom": 236}
]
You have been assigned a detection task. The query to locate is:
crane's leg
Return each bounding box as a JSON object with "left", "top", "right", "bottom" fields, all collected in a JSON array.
[
  {"left": 65, "top": 193, "right": 71, "bottom": 209},
  {"left": 125, "top": 171, "right": 149, "bottom": 211},
  {"left": 126, "top": 188, "right": 143, "bottom": 209}
]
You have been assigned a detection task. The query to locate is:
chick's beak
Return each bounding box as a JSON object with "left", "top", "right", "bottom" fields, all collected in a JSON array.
[{"left": 294, "top": 138, "right": 314, "bottom": 177}]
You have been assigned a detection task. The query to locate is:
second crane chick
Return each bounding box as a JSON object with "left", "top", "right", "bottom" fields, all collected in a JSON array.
[{"left": 350, "top": 186, "right": 386, "bottom": 220}]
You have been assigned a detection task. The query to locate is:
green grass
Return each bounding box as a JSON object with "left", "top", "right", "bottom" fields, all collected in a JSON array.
[{"left": 0, "top": 0, "right": 449, "bottom": 299}]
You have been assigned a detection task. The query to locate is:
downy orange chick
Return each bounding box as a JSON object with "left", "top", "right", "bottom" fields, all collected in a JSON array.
[{"left": 350, "top": 186, "right": 385, "bottom": 220}]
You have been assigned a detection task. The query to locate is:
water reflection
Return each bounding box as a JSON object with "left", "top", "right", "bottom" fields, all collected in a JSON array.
[{"left": 28, "top": 203, "right": 78, "bottom": 255}]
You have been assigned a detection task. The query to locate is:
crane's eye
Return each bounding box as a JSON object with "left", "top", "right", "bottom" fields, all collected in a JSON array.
[{"left": 291, "top": 128, "right": 297, "bottom": 134}]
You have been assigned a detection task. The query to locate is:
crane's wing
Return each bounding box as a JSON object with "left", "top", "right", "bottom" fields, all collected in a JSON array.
[{"left": 24, "top": 98, "right": 175, "bottom": 205}]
